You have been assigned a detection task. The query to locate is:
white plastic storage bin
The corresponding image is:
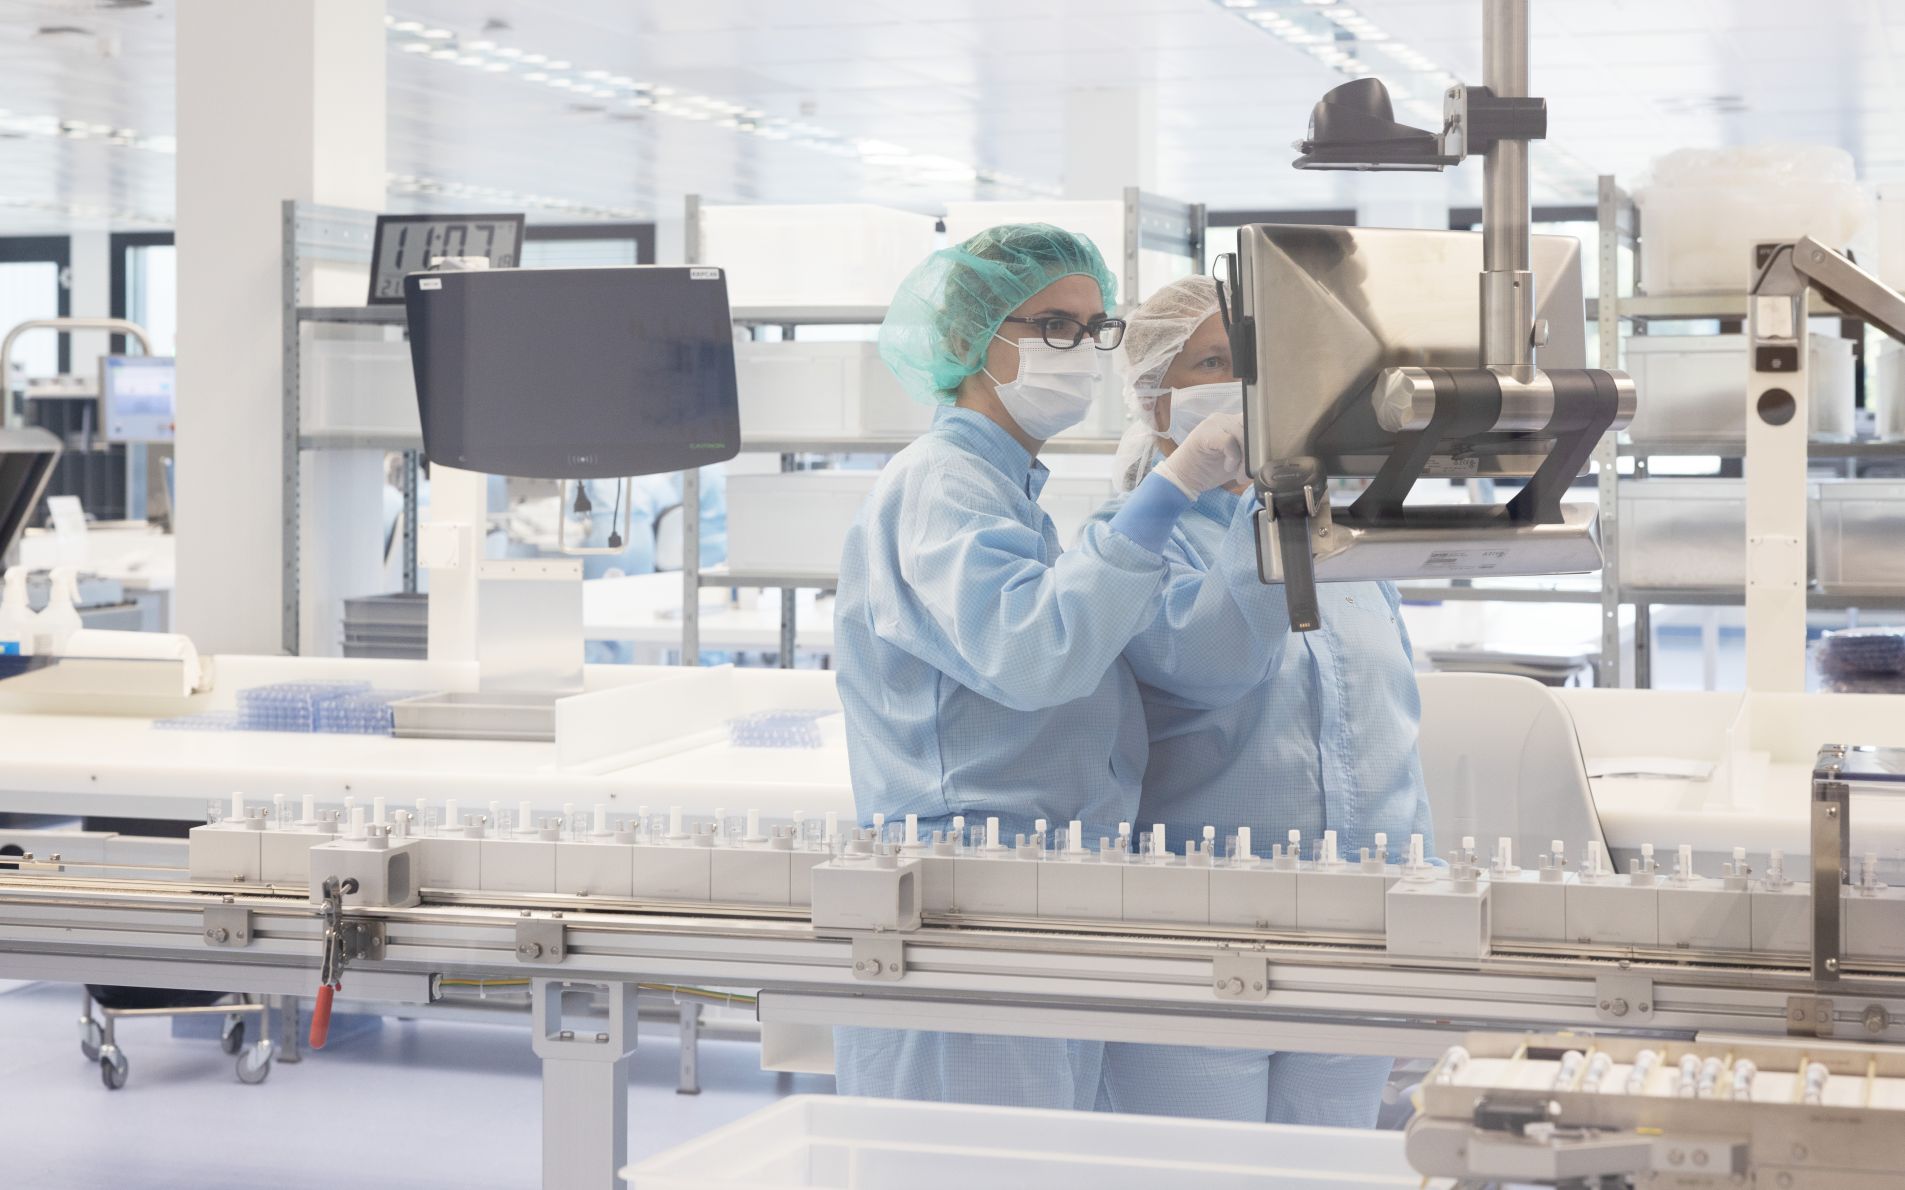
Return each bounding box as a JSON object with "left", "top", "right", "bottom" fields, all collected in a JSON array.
[
  {"left": 1622, "top": 333, "right": 1854, "bottom": 442},
  {"left": 700, "top": 204, "right": 937, "bottom": 309},
  {"left": 1812, "top": 480, "right": 1905, "bottom": 594},
  {"left": 1633, "top": 145, "right": 1869, "bottom": 296},
  {"left": 300, "top": 325, "right": 420, "bottom": 438},
  {"left": 623, "top": 1095, "right": 1431, "bottom": 1189},
  {"left": 733, "top": 341, "right": 927, "bottom": 439},
  {"left": 1618, "top": 480, "right": 1746, "bottom": 588},
  {"left": 943, "top": 200, "right": 1197, "bottom": 304},
  {"left": 725, "top": 472, "right": 878, "bottom": 576},
  {"left": 1877, "top": 344, "right": 1905, "bottom": 440}
]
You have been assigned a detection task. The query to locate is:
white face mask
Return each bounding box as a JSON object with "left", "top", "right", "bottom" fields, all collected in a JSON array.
[
  {"left": 983, "top": 336, "right": 1101, "bottom": 440},
  {"left": 1166, "top": 379, "right": 1243, "bottom": 445}
]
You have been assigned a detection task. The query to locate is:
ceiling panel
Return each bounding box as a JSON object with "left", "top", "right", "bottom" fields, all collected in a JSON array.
[{"left": 0, "top": 0, "right": 1897, "bottom": 235}]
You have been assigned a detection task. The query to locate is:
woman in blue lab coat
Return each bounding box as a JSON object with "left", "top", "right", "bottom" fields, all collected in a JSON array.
[
  {"left": 831, "top": 226, "right": 1254, "bottom": 1109},
  {"left": 1093, "top": 274, "right": 1433, "bottom": 1125}
]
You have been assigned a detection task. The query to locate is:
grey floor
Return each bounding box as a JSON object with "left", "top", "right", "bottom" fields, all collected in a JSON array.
[{"left": 0, "top": 980, "right": 833, "bottom": 1189}]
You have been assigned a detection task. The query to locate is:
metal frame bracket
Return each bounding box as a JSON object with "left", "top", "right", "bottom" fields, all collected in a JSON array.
[
  {"left": 1212, "top": 951, "right": 1270, "bottom": 1002},
  {"left": 1788, "top": 996, "right": 1836, "bottom": 1038},
  {"left": 1594, "top": 972, "right": 1655, "bottom": 1024},
  {"left": 851, "top": 935, "right": 905, "bottom": 981},
  {"left": 202, "top": 904, "right": 252, "bottom": 949},
  {"left": 515, "top": 918, "right": 567, "bottom": 965},
  {"left": 340, "top": 918, "right": 386, "bottom": 963}
]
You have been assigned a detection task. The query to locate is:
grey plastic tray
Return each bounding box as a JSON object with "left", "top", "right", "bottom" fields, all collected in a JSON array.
[{"left": 390, "top": 689, "right": 559, "bottom": 742}]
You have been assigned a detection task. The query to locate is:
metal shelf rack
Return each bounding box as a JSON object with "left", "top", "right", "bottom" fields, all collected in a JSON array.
[
  {"left": 676, "top": 190, "right": 1205, "bottom": 667},
  {"left": 279, "top": 202, "right": 424, "bottom": 656},
  {"left": 1400, "top": 175, "right": 1905, "bottom": 687}
]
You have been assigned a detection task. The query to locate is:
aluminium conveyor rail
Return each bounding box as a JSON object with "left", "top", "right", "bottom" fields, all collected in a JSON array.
[{"left": 0, "top": 872, "right": 1900, "bottom": 1187}]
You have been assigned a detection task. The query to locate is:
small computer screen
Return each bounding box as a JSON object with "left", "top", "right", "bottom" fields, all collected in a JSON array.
[
  {"left": 100, "top": 355, "right": 177, "bottom": 444},
  {"left": 404, "top": 267, "right": 740, "bottom": 479}
]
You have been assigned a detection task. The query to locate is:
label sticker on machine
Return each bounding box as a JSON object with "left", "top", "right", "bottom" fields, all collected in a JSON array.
[
  {"left": 1422, "top": 548, "right": 1510, "bottom": 571},
  {"left": 690, "top": 268, "right": 720, "bottom": 280},
  {"left": 1422, "top": 456, "right": 1481, "bottom": 477},
  {"left": 418, "top": 278, "right": 442, "bottom": 291}
]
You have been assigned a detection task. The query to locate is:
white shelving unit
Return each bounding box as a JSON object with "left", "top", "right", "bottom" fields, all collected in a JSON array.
[
  {"left": 1406, "top": 175, "right": 1905, "bottom": 688},
  {"left": 677, "top": 191, "right": 1206, "bottom": 667},
  {"left": 279, "top": 202, "right": 423, "bottom": 656}
]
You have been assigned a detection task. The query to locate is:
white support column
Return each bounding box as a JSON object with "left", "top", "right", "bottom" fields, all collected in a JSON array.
[
  {"left": 422, "top": 465, "right": 484, "bottom": 668},
  {"left": 174, "top": 0, "right": 385, "bottom": 655},
  {"left": 533, "top": 978, "right": 639, "bottom": 1189},
  {"left": 1063, "top": 87, "right": 1156, "bottom": 200},
  {"left": 1744, "top": 249, "right": 1810, "bottom": 692}
]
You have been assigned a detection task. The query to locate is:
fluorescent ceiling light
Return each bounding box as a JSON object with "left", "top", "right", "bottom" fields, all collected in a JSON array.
[{"left": 384, "top": 11, "right": 1059, "bottom": 197}]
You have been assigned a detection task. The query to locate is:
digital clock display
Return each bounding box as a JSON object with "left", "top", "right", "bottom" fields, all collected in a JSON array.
[{"left": 367, "top": 213, "right": 526, "bottom": 304}]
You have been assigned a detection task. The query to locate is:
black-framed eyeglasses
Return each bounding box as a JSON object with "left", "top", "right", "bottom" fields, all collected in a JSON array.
[{"left": 1000, "top": 314, "right": 1127, "bottom": 351}]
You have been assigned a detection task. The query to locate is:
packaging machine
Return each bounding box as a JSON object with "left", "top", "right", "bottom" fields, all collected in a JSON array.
[{"left": 1, "top": 745, "right": 1902, "bottom": 1186}]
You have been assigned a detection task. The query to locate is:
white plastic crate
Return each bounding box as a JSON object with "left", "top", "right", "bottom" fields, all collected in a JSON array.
[
  {"left": 725, "top": 472, "right": 879, "bottom": 575},
  {"left": 1877, "top": 343, "right": 1905, "bottom": 440},
  {"left": 1618, "top": 479, "right": 1746, "bottom": 588},
  {"left": 1811, "top": 480, "right": 1905, "bottom": 594},
  {"left": 300, "top": 325, "right": 420, "bottom": 438},
  {"left": 942, "top": 200, "right": 1196, "bottom": 305},
  {"left": 701, "top": 204, "right": 937, "bottom": 309},
  {"left": 1622, "top": 333, "right": 1853, "bottom": 442},
  {"left": 733, "top": 341, "right": 927, "bottom": 439},
  {"left": 1633, "top": 145, "right": 1869, "bottom": 296},
  {"left": 623, "top": 1096, "right": 1431, "bottom": 1189}
]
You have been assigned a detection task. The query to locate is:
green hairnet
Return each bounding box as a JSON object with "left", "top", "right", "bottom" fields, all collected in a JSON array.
[{"left": 878, "top": 223, "right": 1117, "bottom": 405}]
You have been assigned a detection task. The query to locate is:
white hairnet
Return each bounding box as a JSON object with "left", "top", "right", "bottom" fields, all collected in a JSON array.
[{"left": 1112, "top": 274, "right": 1222, "bottom": 491}]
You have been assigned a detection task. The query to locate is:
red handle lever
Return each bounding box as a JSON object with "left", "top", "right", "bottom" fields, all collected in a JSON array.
[{"left": 309, "top": 983, "right": 336, "bottom": 1050}]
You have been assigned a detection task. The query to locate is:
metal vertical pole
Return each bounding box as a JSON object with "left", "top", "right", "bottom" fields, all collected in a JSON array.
[
  {"left": 1479, "top": 0, "right": 1533, "bottom": 380},
  {"left": 1595, "top": 176, "right": 1623, "bottom": 687},
  {"left": 1632, "top": 602, "right": 1651, "bottom": 690},
  {"left": 1122, "top": 187, "right": 1142, "bottom": 309},
  {"left": 681, "top": 194, "right": 703, "bottom": 666},
  {"left": 677, "top": 999, "right": 703, "bottom": 1095},
  {"left": 281, "top": 200, "right": 302, "bottom": 656},
  {"left": 779, "top": 449, "right": 797, "bottom": 669},
  {"left": 400, "top": 449, "right": 420, "bottom": 595},
  {"left": 1811, "top": 747, "right": 1849, "bottom": 983}
]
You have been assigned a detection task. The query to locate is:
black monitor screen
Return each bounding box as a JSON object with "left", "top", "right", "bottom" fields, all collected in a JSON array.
[{"left": 404, "top": 266, "right": 740, "bottom": 479}]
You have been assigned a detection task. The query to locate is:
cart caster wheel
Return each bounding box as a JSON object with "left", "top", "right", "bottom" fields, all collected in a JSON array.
[
  {"left": 220, "top": 1015, "right": 246, "bottom": 1055},
  {"left": 236, "top": 1038, "right": 274, "bottom": 1085},
  {"left": 78, "top": 1017, "right": 104, "bottom": 1062},
  {"left": 100, "top": 1046, "right": 129, "bottom": 1090}
]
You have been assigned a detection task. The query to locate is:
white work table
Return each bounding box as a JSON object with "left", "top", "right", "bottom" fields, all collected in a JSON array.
[
  {"left": 0, "top": 655, "right": 855, "bottom": 825},
  {"left": 0, "top": 711, "right": 853, "bottom": 824},
  {"left": 1557, "top": 688, "right": 1905, "bottom": 861}
]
